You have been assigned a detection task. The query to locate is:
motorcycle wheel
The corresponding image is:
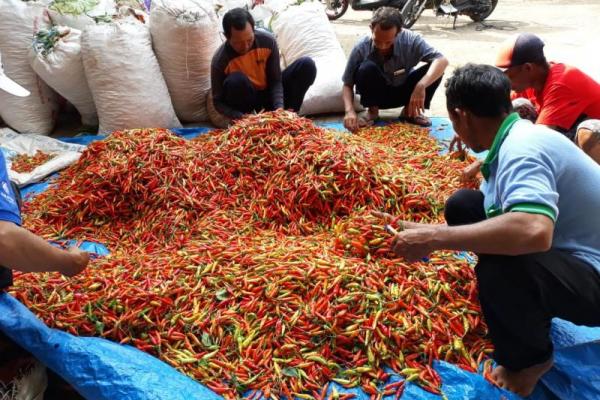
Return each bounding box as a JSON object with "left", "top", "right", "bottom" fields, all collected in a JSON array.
[
  {"left": 468, "top": 0, "right": 498, "bottom": 22},
  {"left": 321, "top": 0, "right": 349, "bottom": 20},
  {"left": 401, "top": 0, "right": 428, "bottom": 29}
]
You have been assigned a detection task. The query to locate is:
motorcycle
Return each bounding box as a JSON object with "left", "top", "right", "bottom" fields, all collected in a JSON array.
[{"left": 322, "top": 0, "right": 498, "bottom": 29}]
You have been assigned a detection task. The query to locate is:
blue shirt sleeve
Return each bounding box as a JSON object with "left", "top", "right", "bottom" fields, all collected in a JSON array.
[
  {"left": 0, "top": 152, "right": 21, "bottom": 226},
  {"left": 342, "top": 41, "right": 365, "bottom": 87},
  {"left": 496, "top": 143, "right": 559, "bottom": 221},
  {"left": 410, "top": 33, "right": 443, "bottom": 63}
]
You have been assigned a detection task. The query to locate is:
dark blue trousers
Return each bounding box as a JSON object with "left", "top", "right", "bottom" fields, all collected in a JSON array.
[
  {"left": 444, "top": 189, "right": 600, "bottom": 370},
  {"left": 355, "top": 60, "right": 442, "bottom": 110},
  {"left": 222, "top": 56, "right": 317, "bottom": 113}
]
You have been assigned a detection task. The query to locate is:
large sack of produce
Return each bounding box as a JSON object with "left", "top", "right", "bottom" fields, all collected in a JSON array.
[
  {"left": 271, "top": 0, "right": 352, "bottom": 115},
  {"left": 0, "top": 0, "right": 58, "bottom": 135},
  {"left": 47, "top": 0, "right": 117, "bottom": 30},
  {"left": 81, "top": 21, "right": 181, "bottom": 134},
  {"left": 29, "top": 26, "right": 98, "bottom": 127},
  {"left": 150, "top": 0, "right": 221, "bottom": 123}
]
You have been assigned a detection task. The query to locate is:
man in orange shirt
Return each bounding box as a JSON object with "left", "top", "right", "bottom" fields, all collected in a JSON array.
[
  {"left": 211, "top": 8, "right": 316, "bottom": 122},
  {"left": 496, "top": 33, "right": 600, "bottom": 163}
]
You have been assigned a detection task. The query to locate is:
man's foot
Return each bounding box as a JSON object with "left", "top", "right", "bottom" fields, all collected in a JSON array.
[
  {"left": 491, "top": 358, "right": 553, "bottom": 397},
  {"left": 398, "top": 113, "right": 432, "bottom": 127},
  {"left": 357, "top": 117, "right": 374, "bottom": 129},
  {"left": 367, "top": 106, "right": 379, "bottom": 121}
]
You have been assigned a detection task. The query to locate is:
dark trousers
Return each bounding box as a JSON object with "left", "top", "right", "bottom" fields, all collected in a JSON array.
[
  {"left": 354, "top": 60, "right": 442, "bottom": 110},
  {"left": 222, "top": 56, "right": 317, "bottom": 114},
  {"left": 0, "top": 182, "right": 22, "bottom": 290},
  {"left": 445, "top": 189, "right": 600, "bottom": 370}
]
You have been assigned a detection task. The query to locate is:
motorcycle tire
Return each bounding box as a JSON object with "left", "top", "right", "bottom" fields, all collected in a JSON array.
[
  {"left": 401, "top": 0, "right": 428, "bottom": 29},
  {"left": 323, "top": 0, "right": 349, "bottom": 20},
  {"left": 468, "top": 0, "right": 498, "bottom": 22}
]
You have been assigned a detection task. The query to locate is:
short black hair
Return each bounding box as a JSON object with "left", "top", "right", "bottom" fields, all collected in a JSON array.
[
  {"left": 222, "top": 8, "right": 254, "bottom": 39},
  {"left": 445, "top": 64, "right": 512, "bottom": 118},
  {"left": 371, "top": 7, "right": 403, "bottom": 31}
]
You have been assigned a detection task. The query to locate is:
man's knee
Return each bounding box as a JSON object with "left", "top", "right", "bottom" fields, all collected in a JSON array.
[
  {"left": 295, "top": 57, "right": 317, "bottom": 85},
  {"left": 355, "top": 60, "right": 380, "bottom": 89},
  {"left": 223, "top": 72, "right": 253, "bottom": 94},
  {"left": 576, "top": 120, "right": 600, "bottom": 164},
  {"left": 444, "top": 189, "right": 485, "bottom": 226}
]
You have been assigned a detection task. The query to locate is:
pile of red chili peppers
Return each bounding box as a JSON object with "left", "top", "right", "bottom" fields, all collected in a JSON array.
[
  {"left": 11, "top": 150, "right": 55, "bottom": 173},
  {"left": 13, "top": 111, "right": 489, "bottom": 399}
]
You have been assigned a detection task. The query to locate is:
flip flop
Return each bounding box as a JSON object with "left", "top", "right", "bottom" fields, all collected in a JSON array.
[{"left": 398, "top": 114, "right": 432, "bottom": 127}]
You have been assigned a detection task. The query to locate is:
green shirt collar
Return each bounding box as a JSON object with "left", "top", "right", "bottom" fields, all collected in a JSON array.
[{"left": 481, "top": 112, "right": 521, "bottom": 180}]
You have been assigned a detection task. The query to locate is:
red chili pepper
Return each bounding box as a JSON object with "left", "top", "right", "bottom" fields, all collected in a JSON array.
[{"left": 14, "top": 111, "right": 491, "bottom": 399}]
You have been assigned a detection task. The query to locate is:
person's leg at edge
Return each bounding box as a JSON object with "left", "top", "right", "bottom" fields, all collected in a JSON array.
[
  {"left": 445, "top": 189, "right": 600, "bottom": 396},
  {"left": 386, "top": 63, "right": 442, "bottom": 127},
  {"left": 354, "top": 60, "right": 390, "bottom": 121}
]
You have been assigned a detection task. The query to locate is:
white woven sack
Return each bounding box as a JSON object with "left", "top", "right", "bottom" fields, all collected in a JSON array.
[
  {"left": 29, "top": 26, "right": 98, "bottom": 126},
  {"left": 150, "top": 0, "right": 222, "bottom": 122},
  {"left": 271, "top": 1, "right": 350, "bottom": 115},
  {"left": 81, "top": 21, "right": 181, "bottom": 134},
  {"left": 0, "top": 0, "right": 58, "bottom": 134}
]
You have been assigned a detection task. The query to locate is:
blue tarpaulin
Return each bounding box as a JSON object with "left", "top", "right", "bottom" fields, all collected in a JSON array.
[
  {"left": 0, "top": 294, "right": 223, "bottom": 400},
  {"left": 2, "top": 119, "right": 599, "bottom": 400}
]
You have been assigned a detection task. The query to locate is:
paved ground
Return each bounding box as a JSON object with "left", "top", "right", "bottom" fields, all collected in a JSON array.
[{"left": 332, "top": 0, "right": 600, "bottom": 117}]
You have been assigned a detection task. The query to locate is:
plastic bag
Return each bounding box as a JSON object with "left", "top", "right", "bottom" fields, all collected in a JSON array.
[{"left": 0, "top": 127, "right": 85, "bottom": 186}]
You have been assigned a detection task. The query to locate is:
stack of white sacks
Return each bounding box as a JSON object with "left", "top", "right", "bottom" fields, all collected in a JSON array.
[{"left": 0, "top": 0, "right": 356, "bottom": 136}]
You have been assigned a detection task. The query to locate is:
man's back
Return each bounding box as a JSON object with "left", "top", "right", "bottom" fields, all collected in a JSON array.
[
  {"left": 517, "top": 63, "right": 600, "bottom": 131},
  {"left": 495, "top": 120, "right": 600, "bottom": 269}
]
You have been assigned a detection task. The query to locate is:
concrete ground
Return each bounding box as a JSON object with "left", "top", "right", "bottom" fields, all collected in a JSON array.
[{"left": 332, "top": 0, "right": 600, "bottom": 117}]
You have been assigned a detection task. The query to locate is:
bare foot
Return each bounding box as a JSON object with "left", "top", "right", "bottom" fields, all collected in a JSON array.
[
  {"left": 357, "top": 117, "right": 374, "bottom": 128},
  {"left": 491, "top": 358, "right": 553, "bottom": 397},
  {"left": 367, "top": 106, "right": 379, "bottom": 121}
]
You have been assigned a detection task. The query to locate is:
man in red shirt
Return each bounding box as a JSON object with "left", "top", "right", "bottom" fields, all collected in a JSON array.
[
  {"left": 495, "top": 33, "right": 600, "bottom": 162},
  {"left": 455, "top": 34, "right": 600, "bottom": 174}
]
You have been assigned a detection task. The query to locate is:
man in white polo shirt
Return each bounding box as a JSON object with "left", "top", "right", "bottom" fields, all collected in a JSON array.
[{"left": 378, "top": 63, "right": 600, "bottom": 397}]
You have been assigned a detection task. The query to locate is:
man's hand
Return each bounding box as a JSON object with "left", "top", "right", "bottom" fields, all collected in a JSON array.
[
  {"left": 344, "top": 110, "right": 359, "bottom": 132},
  {"left": 407, "top": 82, "right": 426, "bottom": 118},
  {"left": 371, "top": 210, "right": 393, "bottom": 223},
  {"left": 371, "top": 211, "right": 433, "bottom": 230},
  {"left": 461, "top": 159, "right": 483, "bottom": 182},
  {"left": 391, "top": 228, "right": 437, "bottom": 262},
  {"left": 60, "top": 247, "right": 90, "bottom": 277},
  {"left": 449, "top": 134, "right": 463, "bottom": 152}
]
